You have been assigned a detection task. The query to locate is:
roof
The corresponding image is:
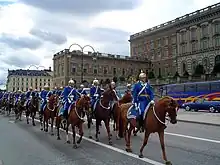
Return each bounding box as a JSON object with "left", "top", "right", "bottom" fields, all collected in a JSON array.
[{"left": 8, "top": 69, "right": 52, "bottom": 77}]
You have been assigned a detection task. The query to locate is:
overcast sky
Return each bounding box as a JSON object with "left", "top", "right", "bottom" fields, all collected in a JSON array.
[{"left": 0, "top": 0, "right": 219, "bottom": 88}]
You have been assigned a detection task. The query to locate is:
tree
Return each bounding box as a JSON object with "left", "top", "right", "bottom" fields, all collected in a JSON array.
[
  {"left": 113, "top": 76, "right": 118, "bottom": 83},
  {"left": 148, "top": 71, "right": 155, "bottom": 79},
  {"left": 119, "top": 76, "right": 125, "bottom": 82},
  {"left": 194, "top": 64, "right": 205, "bottom": 75}
]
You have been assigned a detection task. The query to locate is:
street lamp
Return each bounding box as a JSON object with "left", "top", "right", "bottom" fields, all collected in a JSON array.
[{"left": 68, "top": 43, "right": 96, "bottom": 83}]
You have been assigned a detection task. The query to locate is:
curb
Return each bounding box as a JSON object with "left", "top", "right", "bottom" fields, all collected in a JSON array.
[{"left": 177, "top": 119, "right": 220, "bottom": 127}]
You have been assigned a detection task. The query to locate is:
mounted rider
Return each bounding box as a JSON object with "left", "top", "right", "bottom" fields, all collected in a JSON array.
[
  {"left": 52, "top": 86, "right": 58, "bottom": 95},
  {"left": 77, "top": 84, "right": 87, "bottom": 97},
  {"left": 15, "top": 90, "right": 22, "bottom": 106},
  {"left": 90, "top": 78, "right": 103, "bottom": 112},
  {"left": 60, "top": 79, "right": 78, "bottom": 120},
  {"left": 39, "top": 84, "right": 50, "bottom": 114},
  {"left": 130, "top": 70, "right": 154, "bottom": 130}
]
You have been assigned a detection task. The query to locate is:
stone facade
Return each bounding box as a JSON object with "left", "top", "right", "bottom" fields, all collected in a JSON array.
[
  {"left": 53, "top": 49, "right": 150, "bottom": 87},
  {"left": 129, "top": 2, "right": 220, "bottom": 78},
  {"left": 6, "top": 68, "right": 53, "bottom": 92}
]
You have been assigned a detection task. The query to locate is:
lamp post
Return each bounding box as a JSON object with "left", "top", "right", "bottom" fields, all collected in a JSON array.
[{"left": 68, "top": 43, "right": 96, "bottom": 83}]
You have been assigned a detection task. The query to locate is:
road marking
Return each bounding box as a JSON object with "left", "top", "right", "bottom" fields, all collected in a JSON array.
[
  {"left": 23, "top": 116, "right": 164, "bottom": 165},
  {"left": 8, "top": 120, "right": 14, "bottom": 124},
  {"left": 94, "top": 119, "right": 220, "bottom": 144},
  {"left": 165, "top": 132, "right": 220, "bottom": 144}
]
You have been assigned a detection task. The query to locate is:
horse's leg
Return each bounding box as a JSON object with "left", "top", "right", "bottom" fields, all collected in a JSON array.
[
  {"left": 115, "top": 110, "right": 120, "bottom": 140},
  {"left": 72, "top": 125, "right": 77, "bottom": 149},
  {"left": 50, "top": 116, "right": 54, "bottom": 136},
  {"left": 32, "top": 111, "right": 36, "bottom": 126},
  {"left": 139, "top": 131, "right": 150, "bottom": 158},
  {"left": 77, "top": 123, "right": 83, "bottom": 144},
  {"left": 104, "top": 119, "right": 112, "bottom": 145},
  {"left": 40, "top": 112, "right": 43, "bottom": 131},
  {"left": 87, "top": 113, "right": 92, "bottom": 139},
  {"left": 26, "top": 110, "right": 29, "bottom": 124},
  {"left": 158, "top": 131, "right": 172, "bottom": 165},
  {"left": 95, "top": 119, "right": 100, "bottom": 142},
  {"left": 66, "top": 121, "right": 70, "bottom": 144},
  {"left": 125, "top": 124, "right": 134, "bottom": 152},
  {"left": 45, "top": 117, "right": 49, "bottom": 132},
  {"left": 56, "top": 117, "right": 61, "bottom": 140}
]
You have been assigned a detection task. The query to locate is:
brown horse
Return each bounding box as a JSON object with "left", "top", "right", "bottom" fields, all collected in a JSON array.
[
  {"left": 92, "top": 85, "right": 119, "bottom": 145},
  {"left": 112, "top": 91, "right": 133, "bottom": 139},
  {"left": 120, "top": 96, "right": 178, "bottom": 165},
  {"left": 62, "top": 95, "right": 90, "bottom": 148},
  {"left": 15, "top": 97, "right": 26, "bottom": 121},
  {"left": 41, "top": 94, "right": 58, "bottom": 135},
  {"left": 26, "top": 96, "right": 39, "bottom": 126}
]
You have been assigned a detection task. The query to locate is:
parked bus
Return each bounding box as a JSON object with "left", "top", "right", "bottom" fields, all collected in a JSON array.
[{"left": 160, "top": 80, "right": 220, "bottom": 106}]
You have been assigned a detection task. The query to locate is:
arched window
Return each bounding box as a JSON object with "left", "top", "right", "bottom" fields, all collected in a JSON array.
[
  {"left": 215, "top": 55, "right": 220, "bottom": 65},
  {"left": 181, "top": 61, "right": 187, "bottom": 74},
  {"left": 202, "top": 58, "right": 209, "bottom": 71}
]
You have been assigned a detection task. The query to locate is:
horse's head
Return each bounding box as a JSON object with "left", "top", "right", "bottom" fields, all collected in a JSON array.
[
  {"left": 160, "top": 97, "right": 178, "bottom": 124},
  {"left": 103, "top": 86, "right": 118, "bottom": 102},
  {"left": 77, "top": 95, "right": 90, "bottom": 111},
  {"left": 48, "top": 94, "right": 57, "bottom": 109},
  {"left": 120, "top": 91, "right": 132, "bottom": 104}
]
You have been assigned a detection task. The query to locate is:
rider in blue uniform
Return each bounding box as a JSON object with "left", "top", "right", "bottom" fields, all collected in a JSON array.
[
  {"left": 52, "top": 86, "right": 58, "bottom": 95},
  {"left": 60, "top": 79, "right": 78, "bottom": 119},
  {"left": 130, "top": 70, "right": 154, "bottom": 130},
  {"left": 39, "top": 84, "right": 49, "bottom": 114},
  {"left": 90, "top": 78, "right": 103, "bottom": 112},
  {"left": 15, "top": 90, "right": 22, "bottom": 106},
  {"left": 77, "top": 84, "right": 87, "bottom": 97},
  {"left": 25, "top": 87, "right": 33, "bottom": 107}
]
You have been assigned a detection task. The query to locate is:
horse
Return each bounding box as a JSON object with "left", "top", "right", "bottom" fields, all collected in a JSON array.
[
  {"left": 15, "top": 97, "right": 26, "bottom": 121},
  {"left": 26, "top": 96, "right": 39, "bottom": 126},
  {"left": 119, "top": 96, "right": 178, "bottom": 165},
  {"left": 40, "top": 94, "right": 58, "bottom": 135},
  {"left": 112, "top": 91, "right": 133, "bottom": 139},
  {"left": 91, "top": 85, "right": 119, "bottom": 145},
  {"left": 58, "top": 95, "right": 90, "bottom": 148},
  {"left": 6, "top": 96, "right": 14, "bottom": 116}
]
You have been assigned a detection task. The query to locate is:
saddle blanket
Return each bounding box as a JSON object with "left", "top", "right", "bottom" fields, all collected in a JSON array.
[
  {"left": 58, "top": 102, "right": 75, "bottom": 116},
  {"left": 127, "top": 102, "right": 152, "bottom": 120}
]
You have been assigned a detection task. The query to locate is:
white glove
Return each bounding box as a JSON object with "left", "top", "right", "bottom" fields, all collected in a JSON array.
[{"left": 150, "top": 100, "right": 155, "bottom": 105}]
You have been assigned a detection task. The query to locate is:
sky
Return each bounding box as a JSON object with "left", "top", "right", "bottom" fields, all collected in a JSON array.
[{"left": 0, "top": 0, "right": 219, "bottom": 89}]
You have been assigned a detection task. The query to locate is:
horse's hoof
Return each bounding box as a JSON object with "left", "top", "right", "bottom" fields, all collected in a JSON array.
[
  {"left": 33, "top": 124, "right": 36, "bottom": 126},
  {"left": 89, "top": 136, "right": 93, "bottom": 139},
  {"left": 98, "top": 131, "right": 100, "bottom": 134},
  {"left": 109, "top": 141, "right": 113, "bottom": 145},
  {"left": 125, "top": 148, "right": 132, "bottom": 153},
  {"left": 73, "top": 144, "right": 78, "bottom": 149},
  {"left": 165, "top": 161, "right": 172, "bottom": 165},
  {"left": 51, "top": 133, "right": 54, "bottom": 136},
  {"left": 139, "top": 154, "right": 144, "bottom": 158},
  {"left": 109, "top": 134, "right": 112, "bottom": 137},
  {"left": 66, "top": 140, "right": 71, "bottom": 144},
  {"left": 40, "top": 128, "right": 43, "bottom": 131},
  {"left": 57, "top": 137, "right": 61, "bottom": 140},
  {"left": 95, "top": 139, "right": 99, "bottom": 142},
  {"left": 45, "top": 129, "right": 48, "bottom": 132},
  {"left": 116, "top": 136, "right": 121, "bottom": 140},
  {"left": 133, "top": 133, "right": 137, "bottom": 136}
]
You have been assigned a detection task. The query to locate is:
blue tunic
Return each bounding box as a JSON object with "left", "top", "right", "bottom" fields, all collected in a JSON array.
[
  {"left": 40, "top": 90, "right": 48, "bottom": 112},
  {"left": 90, "top": 86, "right": 103, "bottom": 110},
  {"left": 77, "top": 89, "right": 87, "bottom": 95},
  {"left": 131, "top": 81, "right": 154, "bottom": 118}
]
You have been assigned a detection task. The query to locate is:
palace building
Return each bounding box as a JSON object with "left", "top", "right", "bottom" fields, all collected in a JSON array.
[
  {"left": 129, "top": 2, "right": 220, "bottom": 78},
  {"left": 6, "top": 68, "right": 53, "bottom": 92},
  {"left": 53, "top": 49, "right": 150, "bottom": 87}
]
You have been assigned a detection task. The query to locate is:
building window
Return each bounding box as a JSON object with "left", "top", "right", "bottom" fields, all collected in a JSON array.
[
  {"left": 192, "top": 61, "right": 197, "bottom": 73},
  {"left": 150, "top": 41, "right": 154, "bottom": 49},
  {"left": 201, "top": 25, "right": 208, "bottom": 38},
  {"left": 192, "top": 42, "right": 197, "bottom": 51},
  {"left": 164, "top": 37, "right": 168, "bottom": 45},
  {"left": 122, "top": 69, "right": 125, "bottom": 75},
  {"left": 171, "top": 35, "right": 176, "bottom": 44},
  {"left": 180, "top": 31, "right": 187, "bottom": 43},
  {"left": 203, "top": 58, "right": 209, "bottom": 71},
  {"left": 214, "top": 23, "right": 220, "bottom": 34},
  {"left": 157, "top": 39, "right": 161, "bottom": 47},
  {"left": 181, "top": 44, "right": 187, "bottom": 54},
  {"left": 83, "top": 69, "right": 87, "bottom": 74},
  {"left": 191, "top": 28, "right": 197, "bottom": 40},
  {"left": 94, "top": 69, "right": 97, "bottom": 74},
  {"left": 215, "top": 36, "right": 220, "bottom": 47},
  {"left": 113, "top": 68, "right": 116, "bottom": 75},
  {"left": 172, "top": 47, "right": 176, "bottom": 56},
  {"left": 104, "top": 67, "right": 107, "bottom": 74},
  {"left": 201, "top": 39, "right": 208, "bottom": 49}
]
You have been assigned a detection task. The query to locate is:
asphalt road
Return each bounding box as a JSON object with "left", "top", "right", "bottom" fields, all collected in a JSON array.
[{"left": 1, "top": 114, "right": 220, "bottom": 165}]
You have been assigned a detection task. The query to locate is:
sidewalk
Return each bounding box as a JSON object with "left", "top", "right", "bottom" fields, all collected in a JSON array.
[{"left": 177, "top": 109, "right": 220, "bottom": 126}]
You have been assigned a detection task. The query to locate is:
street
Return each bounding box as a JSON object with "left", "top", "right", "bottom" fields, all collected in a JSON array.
[{"left": 0, "top": 114, "right": 220, "bottom": 165}]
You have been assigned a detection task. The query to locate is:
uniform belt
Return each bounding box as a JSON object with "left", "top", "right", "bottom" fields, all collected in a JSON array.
[{"left": 140, "top": 94, "right": 149, "bottom": 97}]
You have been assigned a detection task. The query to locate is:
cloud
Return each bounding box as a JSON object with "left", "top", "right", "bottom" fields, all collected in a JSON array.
[
  {"left": 0, "top": 33, "right": 42, "bottom": 50},
  {"left": 30, "top": 28, "right": 67, "bottom": 45},
  {"left": 20, "top": 0, "right": 143, "bottom": 15}
]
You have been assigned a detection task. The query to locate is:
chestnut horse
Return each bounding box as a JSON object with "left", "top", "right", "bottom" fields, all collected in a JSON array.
[
  {"left": 119, "top": 96, "right": 178, "bottom": 165},
  {"left": 26, "top": 96, "right": 39, "bottom": 126},
  {"left": 56, "top": 95, "right": 90, "bottom": 148},
  {"left": 40, "top": 94, "right": 58, "bottom": 135},
  {"left": 112, "top": 91, "right": 132, "bottom": 139},
  {"left": 91, "top": 86, "right": 118, "bottom": 145},
  {"left": 15, "top": 97, "right": 26, "bottom": 121}
]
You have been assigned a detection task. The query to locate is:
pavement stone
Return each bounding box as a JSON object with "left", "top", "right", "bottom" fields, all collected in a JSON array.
[{"left": 177, "top": 109, "right": 220, "bottom": 126}]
